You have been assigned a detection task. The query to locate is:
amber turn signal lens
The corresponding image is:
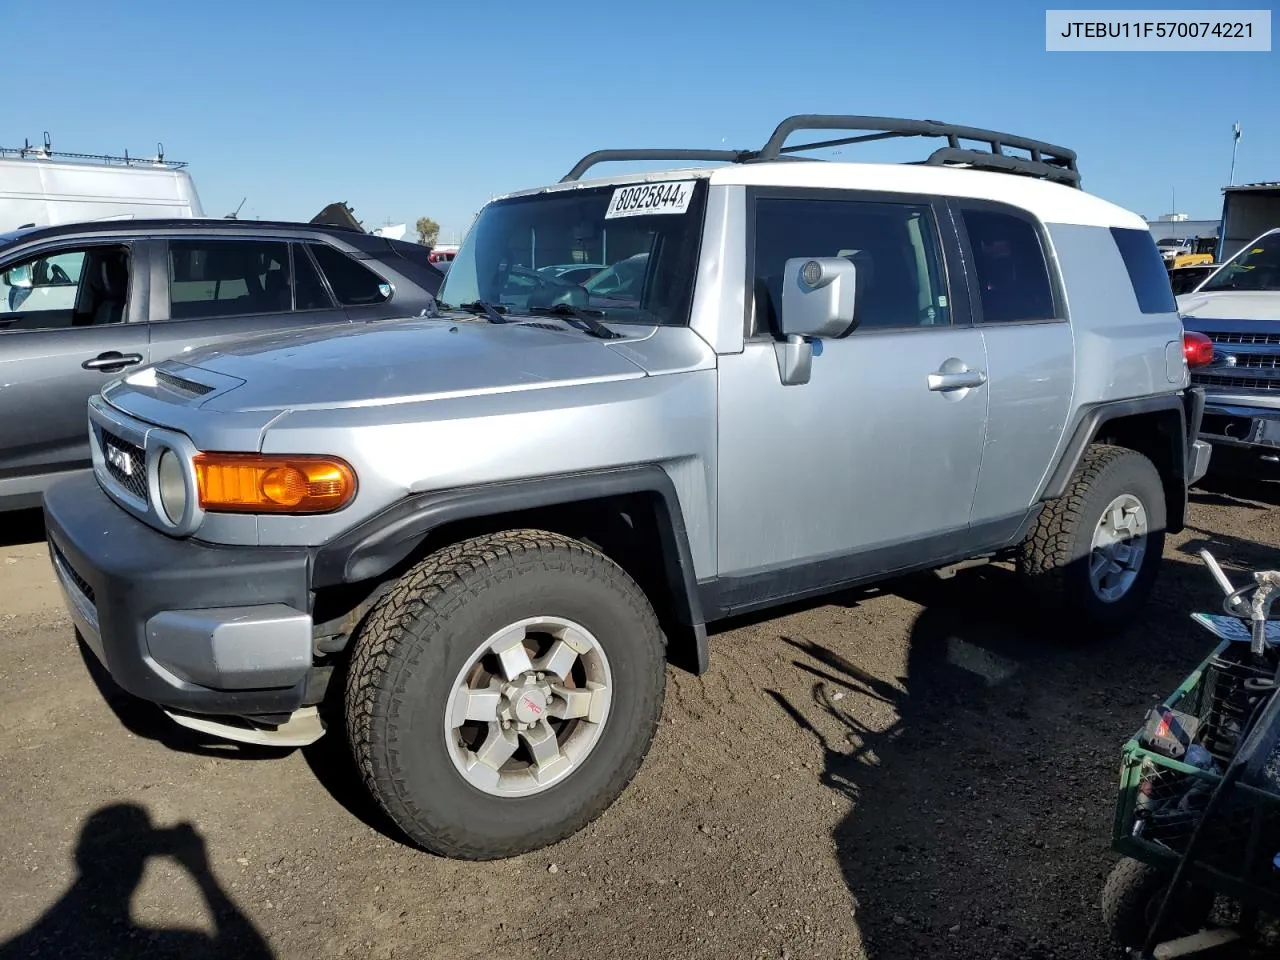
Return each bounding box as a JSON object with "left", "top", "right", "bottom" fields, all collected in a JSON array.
[{"left": 194, "top": 453, "right": 356, "bottom": 514}]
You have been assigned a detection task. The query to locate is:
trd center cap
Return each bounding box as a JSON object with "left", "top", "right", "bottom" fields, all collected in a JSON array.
[{"left": 509, "top": 685, "right": 548, "bottom": 725}]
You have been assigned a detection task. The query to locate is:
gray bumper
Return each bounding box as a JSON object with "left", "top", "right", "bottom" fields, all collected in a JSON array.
[
  {"left": 44, "top": 472, "right": 316, "bottom": 719},
  {"left": 144, "top": 606, "right": 312, "bottom": 691},
  {"left": 1188, "top": 440, "right": 1212, "bottom": 485}
]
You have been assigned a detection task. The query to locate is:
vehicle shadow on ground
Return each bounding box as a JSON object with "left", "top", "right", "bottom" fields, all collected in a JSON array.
[
  {"left": 78, "top": 635, "right": 405, "bottom": 841},
  {"left": 1192, "top": 470, "right": 1280, "bottom": 510},
  {"left": 1177, "top": 524, "right": 1280, "bottom": 574},
  {"left": 0, "top": 508, "right": 45, "bottom": 549},
  {"left": 0, "top": 803, "right": 273, "bottom": 960},
  {"left": 77, "top": 637, "right": 293, "bottom": 761},
  {"left": 300, "top": 716, "right": 406, "bottom": 842},
  {"left": 764, "top": 554, "right": 1233, "bottom": 959}
]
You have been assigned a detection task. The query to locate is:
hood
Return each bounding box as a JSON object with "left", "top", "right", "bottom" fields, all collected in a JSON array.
[
  {"left": 1176, "top": 290, "right": 1280, "bottom": 322},
  {"left": 172, "top": 317, "right": 651, "bottom": 413}
]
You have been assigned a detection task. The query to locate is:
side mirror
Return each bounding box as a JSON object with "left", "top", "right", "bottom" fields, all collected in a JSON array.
[
  {"left": 774, "top": 257, "right": 857, "bottom": 386},
  {"left": 780, "top": 257, "right": 857, "bottom": 339},
  {"left": 3, "top": 264, "right": 32, "bottom": 289}
]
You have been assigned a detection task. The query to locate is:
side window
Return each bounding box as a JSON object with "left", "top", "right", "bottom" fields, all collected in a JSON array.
[
  {"left": 292, "top": 244, "right": 334, "bottom": 311},
  {"left": 308, "top": 244, "right": 391, "bottom": 306},
  {"left": 1111, "top": 227, "right": 1177, "bottom": 314},
  {"left": 168, "top": 239, "right": 290, "bottom": 320},
  {"left": 753, "top": 198, "right": 951, "bottom": 334},
  {"left": 0, "top": 246, "right": 129, "bottom": 332},
  {"left": 960, "top": 209, "right": 1057, "bottom": 323}
]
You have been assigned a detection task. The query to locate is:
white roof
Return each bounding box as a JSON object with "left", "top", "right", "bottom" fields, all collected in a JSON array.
[{"left": 499, "top": 160, "right": 1144, "bottom": 230}]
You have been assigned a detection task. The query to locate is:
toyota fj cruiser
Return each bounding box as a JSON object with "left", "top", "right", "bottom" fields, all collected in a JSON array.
[{"left": 44, "top": 115, "right": 1211, "bottom": 861}]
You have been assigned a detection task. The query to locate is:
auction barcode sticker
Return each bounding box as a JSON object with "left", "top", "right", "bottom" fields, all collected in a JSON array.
[
  {"left": 605, "top": 181, "right": 696, "bottom": 219},
  {"left": 1046, "top": 10, "right": 1271, "bottom": 50}
]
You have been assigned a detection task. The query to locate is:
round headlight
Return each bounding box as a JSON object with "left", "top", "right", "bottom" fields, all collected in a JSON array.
[
  {"left": 157, "top": 449, "right": 188, "bottom": 523},
  {"left": 801, "top": 260, "right": 823, "bottom": 287}
]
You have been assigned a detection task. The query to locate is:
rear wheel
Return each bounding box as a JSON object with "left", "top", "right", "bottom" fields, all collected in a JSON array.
[
  {"left": 1018, "top": 444, "right": 1166, "bottom": 632},
  {"left": 344, "top": 530, "right": 666, "bottom": 860}
]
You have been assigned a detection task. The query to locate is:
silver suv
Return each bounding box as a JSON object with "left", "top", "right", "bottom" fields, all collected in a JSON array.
[{"left": 44, "top": 115, "right": 1210, "bottom": 861}]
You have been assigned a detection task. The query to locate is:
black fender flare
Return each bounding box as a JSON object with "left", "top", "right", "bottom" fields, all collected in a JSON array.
[
  {"left": 1038, "top": 391, "right": 1200, "bottom": 531},
  {"left": 310, "top": 465, "right": 710, "bottom": 672}
]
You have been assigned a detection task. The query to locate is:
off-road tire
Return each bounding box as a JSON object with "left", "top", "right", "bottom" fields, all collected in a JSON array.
[
  {"left": 344, "top": 529, "right": 666, "bottom": 860},
  {"left": 1101, "top": 856, "right": 1214, "bottom": 950},
  {"left": 1017, "top": 443, "right": 1166, "bottom": 632}
]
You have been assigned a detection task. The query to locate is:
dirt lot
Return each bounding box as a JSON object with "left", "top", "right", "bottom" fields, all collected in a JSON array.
[{"left": 1, "top": 478, "right": 1278, "bottom": 960}]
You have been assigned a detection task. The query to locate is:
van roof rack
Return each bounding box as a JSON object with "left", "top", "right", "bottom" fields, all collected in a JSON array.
[
  {"left": 0, "top": 132, "right": 188, "bottom": 169},
  {"left": 561, "top": 114, "right": 1080, "bottom": 188}
]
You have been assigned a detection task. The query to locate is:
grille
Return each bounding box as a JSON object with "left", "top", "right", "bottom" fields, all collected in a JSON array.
[
  {"left": 1206, "top": 332, "right": 1280, "bottom": 346},
  {"left": 1193, "top": 373, "right": 1280, "bottom": 393},
  {"left": 156, "top": 369, "right": 214, "bottom": 399},
  {"left": 51, "top": 543, "right": 95, "bottom": 605},
  {"left": 101, "top": 430, "right": 149, "bottom": 503},
  {"left": 1229, "top": 354, "right": 1280, "bottom": 370}
]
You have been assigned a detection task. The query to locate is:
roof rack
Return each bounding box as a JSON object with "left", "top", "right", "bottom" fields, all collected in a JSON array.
[
  {"left": 561, "top": 114, "right": 1080, "bottom": 188},
  {"left": 0, "top": 132, "right": 188, "bottom": 169}
]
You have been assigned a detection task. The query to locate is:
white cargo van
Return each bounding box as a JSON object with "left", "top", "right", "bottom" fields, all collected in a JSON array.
[{"left": 0, "top": 137, "right": 204, "bottom": 232}]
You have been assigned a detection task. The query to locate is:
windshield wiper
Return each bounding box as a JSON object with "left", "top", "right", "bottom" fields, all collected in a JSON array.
[
  {"left": 526, "top": 304, "right": 621, "bottom": 340},
  {"left": 456, "top": 300, "right": 508, "bottom": 324}
]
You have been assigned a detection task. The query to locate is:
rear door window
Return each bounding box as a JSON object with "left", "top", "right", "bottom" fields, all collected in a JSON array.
[
  {"left": 168, "top": 239, "right": 291, "bottom": 320},
  {"left": 960, "top": 208, "right": 1058, "bottom": 323},
  {"left": 308, "top": 244, "right": 391, "bottom": 306}
]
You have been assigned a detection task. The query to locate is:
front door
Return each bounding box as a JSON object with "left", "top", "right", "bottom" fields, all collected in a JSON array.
[
  {"left": 714, "top": 191, "right": 990, "bottom": 597},
  {"left": 0, "top": 241, "right": 148, "bottom": 507}
]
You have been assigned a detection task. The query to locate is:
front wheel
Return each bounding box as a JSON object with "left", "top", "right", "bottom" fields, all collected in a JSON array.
[
  {"left": 1101, "top": 856, "right": 1214, "bottom": 950},
  {"left": 344, "top": 530, "right": 667, "bottom": 860},
  {"left": 1018, "top": 444, "right": 1166, "bottom": 632}
]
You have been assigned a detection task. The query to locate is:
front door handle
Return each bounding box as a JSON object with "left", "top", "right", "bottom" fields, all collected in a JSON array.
[
  {"left": 82, "top": 351, "right": 144, "bottom": 373},
  {"left": 928, "top": 369, "right": 988, "bottom": 392}
]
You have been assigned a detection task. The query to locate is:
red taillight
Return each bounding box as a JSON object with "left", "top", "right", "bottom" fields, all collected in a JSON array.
[{"left": 1183, "top": 331, "right": 1214, "bottom": 369}]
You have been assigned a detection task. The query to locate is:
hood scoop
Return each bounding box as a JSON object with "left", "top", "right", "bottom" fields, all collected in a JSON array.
[
  {"left": 117, "top": 360, "right": 247, "bottom": 407},
  {"left": 154, "top": 368, "right": 215, "bottom": 400}
]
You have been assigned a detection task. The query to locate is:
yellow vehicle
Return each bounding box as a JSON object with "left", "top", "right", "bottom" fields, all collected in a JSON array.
[{"left": 1170, "top": 237, "right": 1218, "bottom": 269}]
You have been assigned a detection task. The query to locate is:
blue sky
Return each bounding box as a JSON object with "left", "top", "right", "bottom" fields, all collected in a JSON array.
[{"left": 13, "top": 0, "right": 1276, "bottom": 242}]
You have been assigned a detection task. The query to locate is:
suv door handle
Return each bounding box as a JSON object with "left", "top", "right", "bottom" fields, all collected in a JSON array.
[
  {"left": 82, "top": 352, "right": 144, "bottom": 372},
  {"left": 927, "top": 369, "right": 988, "bottom": 391}
]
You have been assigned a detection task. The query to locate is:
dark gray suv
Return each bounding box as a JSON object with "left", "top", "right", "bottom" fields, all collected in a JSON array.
[{"left": 0, "top": 219, "right": 443, "bottom": 511}]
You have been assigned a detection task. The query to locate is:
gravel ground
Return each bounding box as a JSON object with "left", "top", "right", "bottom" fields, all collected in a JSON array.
[{"left": 1, "top": 476, "right": 1278, "bottom": 960}]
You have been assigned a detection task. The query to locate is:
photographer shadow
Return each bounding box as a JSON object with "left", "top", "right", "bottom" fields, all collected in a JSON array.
[{"left": 0, "top": 804, "right": 273, "bottom": 960}]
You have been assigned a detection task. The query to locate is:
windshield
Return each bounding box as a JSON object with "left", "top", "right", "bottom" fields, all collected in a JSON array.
[
  {"left": 1199, "top": 232, "right": 1280, "bottom": 293},
  {"left": 437, "top": 179, "right": 708, "bottom": 326}
]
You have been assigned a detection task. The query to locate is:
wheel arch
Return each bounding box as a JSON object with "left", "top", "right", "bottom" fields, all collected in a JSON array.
[
  {"left": 1040, "top": 396, "right": 1191, "bottom": 534},
  {"left": 311, "top": 466, "right": 710, "bottom": 675}
]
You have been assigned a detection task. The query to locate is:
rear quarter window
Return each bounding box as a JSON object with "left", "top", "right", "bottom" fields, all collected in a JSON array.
[
  {"left": 1110, "top": 227, "right": 1176, "bottom": 314},
  {"left": 309, "top": 244, "right": 391, "bottom": 306}
]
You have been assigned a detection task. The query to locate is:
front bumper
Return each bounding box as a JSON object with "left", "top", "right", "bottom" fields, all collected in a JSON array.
[
  {"left": 1199, "top": 400, "right": 1280, "bottom": 454},
  {"left": 44, "top": 472, "right": 315, "bottom": 719}
]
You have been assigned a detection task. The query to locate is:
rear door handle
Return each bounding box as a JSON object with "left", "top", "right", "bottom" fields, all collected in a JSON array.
[
  {"left": 82, "top": 352, "right": 144, "bottom": 372},
  {"left": 927, "top": 369, "right": 988, "bottom": 392}
]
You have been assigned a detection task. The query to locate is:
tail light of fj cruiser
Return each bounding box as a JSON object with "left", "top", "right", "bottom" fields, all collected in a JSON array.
[
  {"left": 1183, "top": 331, "right": 1214, "bottom": 369},
  {"left": 194, "top": 453, "right": 357, "bottom": 513}
]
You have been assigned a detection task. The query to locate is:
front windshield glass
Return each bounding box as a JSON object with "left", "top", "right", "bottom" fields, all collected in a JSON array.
[
  {"left": 1199, "top": 232, "right": 1280, "bottom": 293},
  {"left": 438, "top": 179, "right": 708, "bottom": 326}
]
